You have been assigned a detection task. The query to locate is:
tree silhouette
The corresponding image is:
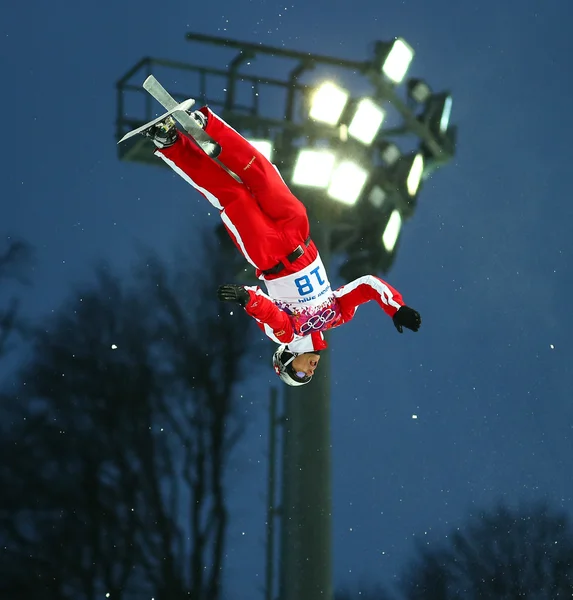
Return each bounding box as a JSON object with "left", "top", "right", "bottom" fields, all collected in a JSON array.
[
  {"left": 400, "top": 502, "right": 573, "bottom": 599},
  {"left": 0, "top": 236, "right": 33, "bottom": 359},
  {"left": 0, "top": 233, "right": 258, "bottom": 600}
]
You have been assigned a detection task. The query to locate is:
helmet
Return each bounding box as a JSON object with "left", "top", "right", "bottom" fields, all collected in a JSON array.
[{"left": 272, "top": 344, "right": 312, "bottom": 387}]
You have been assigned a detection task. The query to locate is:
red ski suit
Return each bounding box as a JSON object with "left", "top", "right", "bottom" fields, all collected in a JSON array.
[{"left": 156, "top": 107, "right": 406, "bottom": 353}]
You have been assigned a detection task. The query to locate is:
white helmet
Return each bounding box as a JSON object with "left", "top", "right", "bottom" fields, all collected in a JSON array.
[{"left": 272, "top": 344, "right": 312, "bottom": 387}]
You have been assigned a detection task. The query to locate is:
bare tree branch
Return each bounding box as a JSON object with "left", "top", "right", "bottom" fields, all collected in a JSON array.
[
  {"left": 0, "top": 230, "right": 258, "bottom": 599},
  {"left": 400, "top": 501, "right": 573, "bottom": 599},
  {"left": 0, "top": 237, "right": 34, "bottom": 358}
]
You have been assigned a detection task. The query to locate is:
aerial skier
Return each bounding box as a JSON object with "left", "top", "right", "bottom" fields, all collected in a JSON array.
[{"left": 136, "top": 105, "right": 422, "bottom": 386}]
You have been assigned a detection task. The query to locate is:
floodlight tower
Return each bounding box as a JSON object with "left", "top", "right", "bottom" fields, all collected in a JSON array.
[{"left": 115, "top": 33, "right": 457, "bottom": 600}]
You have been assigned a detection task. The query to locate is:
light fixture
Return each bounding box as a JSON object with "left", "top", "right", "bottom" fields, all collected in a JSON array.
[
  {"left": 309, "top": 81, "right": 349, "bottom": 125},
  {"left": 291, "top": 148, "right": 336, "bottom": 188},
  {"left": 422, "top": 92, "right": 453, "bottom": 136},
  {"left": 327, "top": 160, "right": 369, "bottom": 205},
  {"left": 368, "top": 152, "right": 424, "bottom": 219},
  {"left": 367, "top": 185, "right": 387, "bottom": 209},
  {"left": 347, "top": 98, "right": 386, "bottom": 145},
  {"left": 406, "top": 78, "right": 432, "bottom": 104},
  {"left": 382, "top": 209, "right": 402, "bottom": 252},
  {"left": 375, "top": 38, "right": 415, "bottom": 85},
  {"left": 388, "top": 152, "right": 425, "bottom": 198},
  {"left": 405, "top": 153, "right": 424, "bottom": 196},
  {"left": 378, "top": 140, "right": 401, "bottom": 166},
  {"left": 420, "top": 125, "right": 457, "bottom": 176}
]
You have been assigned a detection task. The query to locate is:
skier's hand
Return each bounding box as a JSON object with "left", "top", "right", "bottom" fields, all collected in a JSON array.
[
  {"left": 393, "top": 305, "right": 421, "bottom": 333},
  {"left": 217, "top": 284, "right": 250, "bottom": 308}
]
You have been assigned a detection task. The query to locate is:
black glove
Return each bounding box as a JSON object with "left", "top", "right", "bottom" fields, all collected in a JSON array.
[
  {"left": 393, "top": 305, "right": 421, "bottom": 333},
  {"left": 217, "top": 284, "right": 250, "bottom": 308}
]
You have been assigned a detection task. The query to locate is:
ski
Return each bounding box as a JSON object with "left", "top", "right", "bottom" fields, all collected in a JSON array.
[
  {"left": 117, "top": 98, "right": 195, "bottom": 144},
  {"left": 142, "top": 75, "right": 221, "bottom": 159}
]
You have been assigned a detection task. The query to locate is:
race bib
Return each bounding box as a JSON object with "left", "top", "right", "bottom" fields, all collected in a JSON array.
[
  {"left": 263, "top": 254, "right": 342, "bottom": 335},
  {"left": 263, "top": 255, "right": 332, "bottom": 307}
]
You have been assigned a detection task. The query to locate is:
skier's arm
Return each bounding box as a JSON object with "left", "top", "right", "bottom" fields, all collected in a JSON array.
[
  {"left": 334, "top": 275, "right": 421, "bottom": 333},
  {"left": 243, "top": 287, "right": 295, "bottom": 343},
  {"left": 244, "top": 292, "right": 328, "bottom": 351},
  {"left": 217, "top": 284, "right": 295, "bottom": 343},
  {"left": 217, "top": 285, "right": 330, "bottom": 349},
  {"left": 334, "top": 275, "right": 405, "bottom": 321}
]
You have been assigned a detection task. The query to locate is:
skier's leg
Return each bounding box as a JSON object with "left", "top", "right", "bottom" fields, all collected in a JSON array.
[
  {"left": 199, "top": 108, "right": 305, "bottom": 223},
  {"left": 156, "top": 132, "right": 243, "bottom": 212},
  {"left": 155, "top": 133, "right": 296, "bottom": 271},
  {"left": 219, "top": 199, "right": 300, "bottom": 272}
]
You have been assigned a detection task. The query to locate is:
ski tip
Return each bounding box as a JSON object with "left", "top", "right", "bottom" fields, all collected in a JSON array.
[
  {"left": 142, "top": 74, "right": 156, "bottom": 88},
  {"left": 178, "top": 98, "right": 195, "bottom": 112}
]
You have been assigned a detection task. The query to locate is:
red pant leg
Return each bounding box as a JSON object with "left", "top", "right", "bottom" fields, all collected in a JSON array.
[
  {"left": 155, "top": 133, "right": 297, "bottom": 271},
  {"left": 200, "top": 108, "right": 310, "bottom": 248},
  {"left": 156, "top": 133, "right": 241, "bottom": 211}
]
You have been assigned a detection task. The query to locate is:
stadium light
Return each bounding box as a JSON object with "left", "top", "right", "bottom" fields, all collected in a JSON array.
[
  {"left": 375, "top": 38, "right": 415, "bottom": 85},
  {"left": 385, "top": 152, "right": 425, "bottom": 199},
  {"left": 292, "top": 148, "right": 336, "bottom": 187},
  {"left": 309, "top": 81, "right": 349, "bottom": 125},
  {"left": 338, "top": 206, "right": 402, "bottom": 279},
  {"left": 248, "top": 139, "right": 274, "bottom": 161},
  {"left": 378, "top": 140, "right": 401, "bottom": 166},
  {"left": 405, "top": 153, "right": 425, "bottom": 196},
  {"left": 420, "top": 125, "right": 457, "bottom": 177},
  {"left": 422, "top": 92, "right": 453, "bottom": 136},
  {"left": 368, "top": 152, "right": 424, "bottom": 217},
  {"left": 382, "top": 209, "right": 402, "bottom": 252},
  {"left": 347, "top": 98, "right": 386, "bottom": 145},
  {"left": 406, "top": 78, "right": 432, "bottom": 104},
  {"left": 327, "top": 160, "right": 369, "bottom": 206},
  {"left": 367, "top": 184, "right": 387, "bottom": 209}
]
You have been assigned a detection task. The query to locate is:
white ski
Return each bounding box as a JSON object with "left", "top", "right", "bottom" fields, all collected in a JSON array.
[
  {"left": 117, "top": 98, "right": 195, "bottom": 144},
  {"left": 142, "top": 75, "right": 221, "bottom": 159}
]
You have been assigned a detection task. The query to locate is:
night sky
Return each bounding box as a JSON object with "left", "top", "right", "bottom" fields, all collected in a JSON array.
[{"left": 3, "top": 0, "right": 573, "bottom": 597}]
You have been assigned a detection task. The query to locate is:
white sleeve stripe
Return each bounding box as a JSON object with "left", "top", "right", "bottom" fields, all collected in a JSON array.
[
  {"left": 333, "top": 275, "right": 401, "bottom": 310},
  {"left": 263, "top": 323, "right": 281, "bottom": 343},
  {"left": 255, "top": 288, "right": 273, "bottom": 301},
  {"left": 245, "top": 287, "right": 291, "bottom": 343}
]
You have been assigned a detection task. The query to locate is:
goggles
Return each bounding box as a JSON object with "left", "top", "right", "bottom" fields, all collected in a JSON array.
[{"left": 283, "top": 353, "right": 312, "bottom": 383}]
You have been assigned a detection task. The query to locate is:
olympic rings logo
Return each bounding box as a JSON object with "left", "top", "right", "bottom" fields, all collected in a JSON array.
[{"left": 299, "top": 309, "right": 338, "bottom": 334}]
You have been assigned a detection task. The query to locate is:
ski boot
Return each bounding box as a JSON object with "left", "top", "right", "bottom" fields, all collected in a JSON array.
[
  {"left": 191, "top": 110, "right": 207, "bottom": 130},
  {"left": 142, "top": 115, "right": 179, "bottom": 149},
  {"left": 143, "top": 111, "right": 207, "bottom": 149}
]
